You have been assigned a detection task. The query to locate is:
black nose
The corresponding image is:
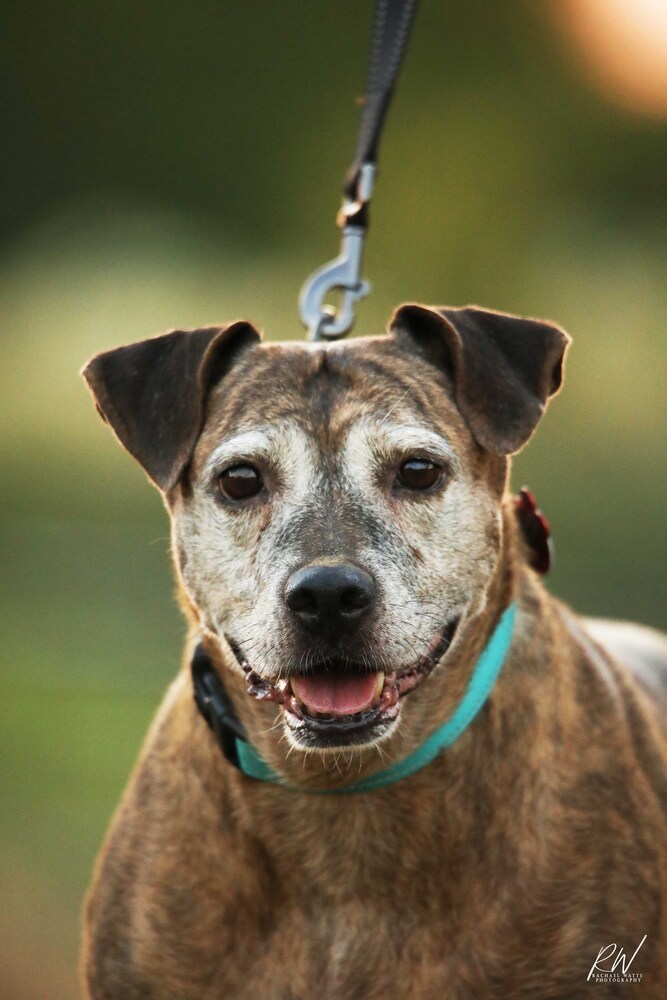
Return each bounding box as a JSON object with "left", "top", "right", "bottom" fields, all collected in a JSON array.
[{"left": 285, "top": 563, "right": 376, "bottom": 637}]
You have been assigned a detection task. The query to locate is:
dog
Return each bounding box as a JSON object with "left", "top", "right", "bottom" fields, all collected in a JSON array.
[{"left": 81, "top": 304, "right": 667, "bottom": 999}]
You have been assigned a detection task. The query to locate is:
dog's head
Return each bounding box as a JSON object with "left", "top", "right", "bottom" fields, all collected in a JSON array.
[{"left": 83, "top": 305, "right": 569, "bottom": 753}]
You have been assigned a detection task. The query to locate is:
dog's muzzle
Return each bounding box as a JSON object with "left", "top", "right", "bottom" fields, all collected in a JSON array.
[{"left": 232, "top": 615, "right": 459, "bottom": 751}]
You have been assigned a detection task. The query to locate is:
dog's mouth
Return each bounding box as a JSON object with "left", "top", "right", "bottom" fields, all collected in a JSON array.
[{"left": 229, "top": 619, "right": 459, "bottom": 749}]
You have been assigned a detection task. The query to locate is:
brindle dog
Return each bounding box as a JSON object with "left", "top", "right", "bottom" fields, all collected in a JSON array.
[{"left": 82, "top": 305, "right": 667, "bottom": 999}]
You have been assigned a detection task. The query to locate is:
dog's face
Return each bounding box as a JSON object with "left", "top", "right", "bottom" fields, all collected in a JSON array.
[
  {"left": 83, "top": 305, "right": 568, "bottom": 752},
  {"left": 174, "top": 338, "right": 503, "bottom": 750}
]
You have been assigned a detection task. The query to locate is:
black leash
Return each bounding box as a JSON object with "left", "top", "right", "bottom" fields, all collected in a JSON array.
[
  {"left": 344, "top": 0, "right": 420, "bottom": 223},
  {"left": 299, "top": 0, "right": 420, "bottom": 342}
]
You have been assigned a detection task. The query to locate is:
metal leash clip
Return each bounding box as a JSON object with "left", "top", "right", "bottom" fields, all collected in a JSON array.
[{"left": 299, "top": 164, "right": 376, "bottom": 341}]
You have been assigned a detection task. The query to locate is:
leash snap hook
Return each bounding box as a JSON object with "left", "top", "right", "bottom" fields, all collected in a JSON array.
[
  {"left": 299, "top": 163, "right": 376, "bottom": 342},
  {"left": 299, "top": 224, "right": 371, "bottom": 341}
]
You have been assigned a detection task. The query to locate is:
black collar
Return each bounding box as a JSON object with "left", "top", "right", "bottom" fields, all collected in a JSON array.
[{"left": 191, "top": 643, "right": 247, "bottom": 771}]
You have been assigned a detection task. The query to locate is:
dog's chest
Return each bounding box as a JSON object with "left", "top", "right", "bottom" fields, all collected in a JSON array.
[
  {"left": 218, "top": 899, "right": 443, "bottom": 1000},
  {"left": 132, "top": 811, "right": 664, "bottom": 1000},
  {"left": 157, "top": 893, "right": 465, "bottom": 1000},
  {"left": 144, "top": 887, "right": 617, "bottom": 1000}
]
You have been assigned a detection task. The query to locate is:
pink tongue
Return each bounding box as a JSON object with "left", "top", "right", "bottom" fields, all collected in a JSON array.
[{"left": 294, "top": 672, "right": 380, "bottom": 716}]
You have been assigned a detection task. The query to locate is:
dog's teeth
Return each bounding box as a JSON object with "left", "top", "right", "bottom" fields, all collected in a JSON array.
[
  {"left": 291, "top": 678, "right": 303, "bottom": 705},
  {"left": 375, "top": 672, "right": 385, "bottom": 698}
]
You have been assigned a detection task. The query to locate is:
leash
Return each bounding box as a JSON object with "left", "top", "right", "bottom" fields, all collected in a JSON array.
[
  {"left": 299, "top": 0, "right": 420, "bottom": 342},
  {"left": 192, "top": 602, "right": 516, "bottom": 794}
]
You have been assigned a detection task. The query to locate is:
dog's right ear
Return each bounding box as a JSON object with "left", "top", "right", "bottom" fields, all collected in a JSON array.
[{"left": 82, "top": 321, "right": 261, "bottom": 491}]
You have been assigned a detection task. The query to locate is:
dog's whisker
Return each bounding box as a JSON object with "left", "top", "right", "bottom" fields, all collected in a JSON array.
[
  {"left": 374, "top": 741, "right": 391, "bottom": 766},
  {"left": 255, "top": 717, "right": 284, "bottom": 738}
]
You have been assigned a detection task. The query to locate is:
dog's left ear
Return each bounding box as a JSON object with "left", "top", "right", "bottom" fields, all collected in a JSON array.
[
  {"left": 82, "top": 321, "right": 261, "bottom": 491},
  {"left": 390, "top": 304, "right": 570, "bottom": 454}
]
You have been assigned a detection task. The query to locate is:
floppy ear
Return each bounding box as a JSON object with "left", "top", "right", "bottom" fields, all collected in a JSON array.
[
  {"left": 82, "top": 321, "right": 261, "bottom": 490},
  {"left": 390, "top": 304, "right": 570, "bottom": 454}
]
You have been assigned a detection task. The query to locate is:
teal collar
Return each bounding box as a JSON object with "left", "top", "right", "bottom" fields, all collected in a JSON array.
[{"left": 193, "top": 602, "right": 517, "bottom": 794}]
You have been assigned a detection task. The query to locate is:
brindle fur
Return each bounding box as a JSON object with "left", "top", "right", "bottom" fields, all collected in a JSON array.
[{"left": 81, "top": 306, "right": 667, "bottom": 999}]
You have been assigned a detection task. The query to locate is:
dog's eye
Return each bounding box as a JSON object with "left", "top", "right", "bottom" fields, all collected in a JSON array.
[
  {"left": 218, "top": 465, "right": 263, "bottom": 501},
  {"left": 396, "top": 459, "right": 442, "bottom": 491}
]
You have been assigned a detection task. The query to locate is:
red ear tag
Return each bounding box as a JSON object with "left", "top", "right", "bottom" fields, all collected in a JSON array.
[{"left": 514, "top": 487, "right": 552, "bottom": 575}]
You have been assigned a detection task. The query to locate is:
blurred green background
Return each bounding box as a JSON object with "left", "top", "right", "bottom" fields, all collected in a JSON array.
[{"left": 2, "top": 0, "right": 665, "bottom": 996}]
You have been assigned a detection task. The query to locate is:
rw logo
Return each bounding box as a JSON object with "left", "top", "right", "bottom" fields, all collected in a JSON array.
[{"left": 587, "top": 934, "right": 646, "bottom": 984}]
